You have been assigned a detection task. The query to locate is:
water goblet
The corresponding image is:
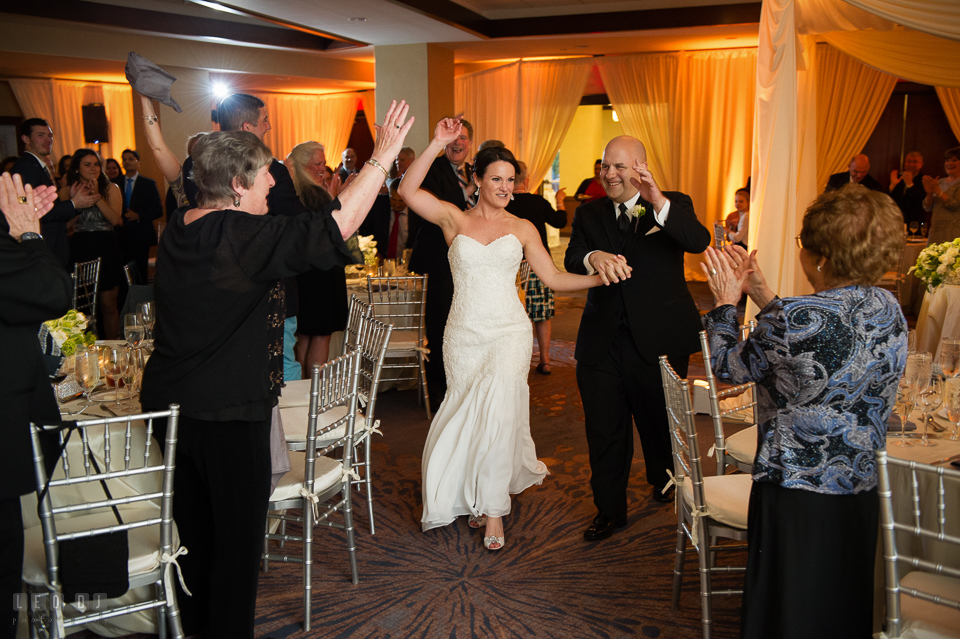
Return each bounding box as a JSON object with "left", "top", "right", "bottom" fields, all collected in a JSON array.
[
  {"left": 102, "top": 346, "right": 128, "bottom": 408},
  {"left": 125, "top": 313, "right": 145, "bottom": 350},
  {"left": 907, "top": 329, "right": 917, "bottom": 354},
  {"left": 946, "top": 378, "right": 960, "bottom": 441},
  {"left": 908, "top": 221, "right": 920, "bottom": 236},
  {"left": 895, "top": 377, "right": 917, "bottom": 447},
  {"left": 138, "top": 302, "right": 155, "bottom": 341},
  {"left": 75, "top": 347, "right": 101, "bottom": 412},
  {"left": 916, "top": 375, "right": 942, "bottom": 447},
  {"left": 939, "top": 339, "right": 960, "bottom": 378}
]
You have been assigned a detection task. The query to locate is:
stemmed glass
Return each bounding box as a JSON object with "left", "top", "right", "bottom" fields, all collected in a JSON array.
[
  {"left": 908, "top": 221, "right": 920, "bottom": 236},
  {"left": 138, "top": 302, "right": 155, "bottom": 341},
  {"left": 75, "top": 346, "right": 101, "bottom": 413},
  {"left": 939, "top": 338, "right": 960, "bottom": 379},
  {"left": 895, "top": 377, "right": 917, "bottom": 447},
  {"left": 945, "top": 377, "right": 960, "bottom": 441},
  {"left": 118, "top": 347, "right": 141, "bottom": 414},
  {"left": 102, "top": 346, "right": 128, "bottom": 408},
  {"left": 916, "top": 375, "right": 942, "bottom": 447},
  {"left": 896, "top": 352, "right": 932, "bottom": 446},
  {"left": 125, "top": 313, "right": 145, "bottom": 350}
]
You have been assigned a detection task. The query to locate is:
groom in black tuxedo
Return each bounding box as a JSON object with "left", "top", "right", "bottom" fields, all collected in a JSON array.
[{"left": 565, "top": 136, "right": 710, "bottom": 541}]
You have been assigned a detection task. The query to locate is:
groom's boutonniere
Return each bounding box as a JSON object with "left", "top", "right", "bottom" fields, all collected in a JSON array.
[{"left": 626, "top": 204, "right": 646, "bottom": 232}]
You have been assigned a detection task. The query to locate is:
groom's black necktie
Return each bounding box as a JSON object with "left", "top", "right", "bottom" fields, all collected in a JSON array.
[{"left": 617, "top": 203, "right": 631, "bottom": 248}]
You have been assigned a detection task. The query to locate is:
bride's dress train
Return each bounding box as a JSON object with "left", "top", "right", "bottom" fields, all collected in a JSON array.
[{"left": 421, "top": 233, "right": 548, "bottom": 531}]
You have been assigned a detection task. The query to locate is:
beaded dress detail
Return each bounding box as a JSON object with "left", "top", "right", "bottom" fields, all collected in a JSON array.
[{"left": 421, "top": 234, "right": 548, "bottom": 531}]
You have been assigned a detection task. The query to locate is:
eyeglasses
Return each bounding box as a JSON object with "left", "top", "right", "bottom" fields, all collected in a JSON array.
[{"left": 795, "top": 234, "right": 804, "bottom": 250}]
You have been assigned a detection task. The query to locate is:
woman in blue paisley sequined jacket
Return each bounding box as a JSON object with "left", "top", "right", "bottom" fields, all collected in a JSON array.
[{"left": 700, "top": 184, "right": 908, "bottom": 639}]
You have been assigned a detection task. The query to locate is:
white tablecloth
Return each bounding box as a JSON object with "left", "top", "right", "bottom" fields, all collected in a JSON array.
[{"left": 915, "top": 284, "right": 960, "bottom": 361}]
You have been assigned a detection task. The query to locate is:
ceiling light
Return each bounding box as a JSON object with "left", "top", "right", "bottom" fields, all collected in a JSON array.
[
  {"left": 212, "top": 82, "right": 231, "bottom": 100},
  {"left": 348, "top": 17, "right": 367, "bottom": 21},
  {"left": 612, "top": 110, "right": 619, "bottom": 123}
]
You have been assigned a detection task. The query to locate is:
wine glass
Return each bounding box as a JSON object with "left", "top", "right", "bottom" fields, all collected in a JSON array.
[
  {"left": 125, "top": 313, "right": 145, "bottom": 350},
  {"left": 916, "top": 375, "right": 942, "bottom": 447},
  {"left": 102, "top": 346, "right": 128, "bottom": 408},
  {"left": 939, "top": 338, "right": 960, "bottom": 379},
  {"left": 119, "top": 347, "right": 141, "bottom": 413},
  {"left": 945, "top": 377, "right": 960, "bottom": 442},
  {"left": 907, "top": 329, "right": 917, "bottom": 354},
  {"left": 138, "top": 302, "right": 155, "bottom": 341},
  {"left": 908, "top": 221, "right": 920, "bottom": 236},
  {"left": 75, "top": 347, "right": 101, "bottom": 412},
  {"left": 895, "top": 377, "right": 917, "bottom": 447}
]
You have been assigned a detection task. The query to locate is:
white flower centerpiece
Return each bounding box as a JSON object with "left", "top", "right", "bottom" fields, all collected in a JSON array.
[
  {"left": 42, "top": 310, "right": 96, "bottom": 357},
  {"left": 358, "top": 235, "right": 379, "bottom": 267},
  {"left": 908, "top": 238, "right": 960, "bottom": 291}
]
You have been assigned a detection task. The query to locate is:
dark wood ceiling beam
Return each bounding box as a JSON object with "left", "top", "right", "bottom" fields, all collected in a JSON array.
[
  {"left": 2, "top": 0, "right": 357, "bottom": 51},
  {"left": 392, "top": 1, "right": 762, "bottom": 38}
]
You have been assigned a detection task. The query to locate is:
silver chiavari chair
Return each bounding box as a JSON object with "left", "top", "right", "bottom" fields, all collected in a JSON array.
[
  {"left": 340, "top": 294, "right": 373, "bottom": 353},
  {"left": 877, "top": 450, "right": 960, "bottom": 638},
  {"left": 283, "top": 315, "right": 392, "bottom": 534},
  {"left": 23, "top": 407, "right": 184, "bottom": 639},
  {"left": 700, "top": 326, "right": 758, "bottom": 476},
  {"left": 516, "top": 260, "right": 531, "bottom": 295},
  {"left": 72, "top": 258, "right": 101, "bottom": 323},
  {"left": 366, "top": 274, "right": 432, "bottom": 419},
  {"left": 263, "top": 351, "right": 361, "bottom": 633},
  {"left": 661, "top": 356, "right": 750, "bottom": 639}
]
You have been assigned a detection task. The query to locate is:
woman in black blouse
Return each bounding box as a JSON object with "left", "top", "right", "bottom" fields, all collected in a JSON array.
[{"left": 141, "top": 101, "right": 412, "bottom": 639}]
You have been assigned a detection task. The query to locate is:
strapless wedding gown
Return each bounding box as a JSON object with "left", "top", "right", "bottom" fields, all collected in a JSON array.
[{"left": 420, "top": 234, "right": 549, "bottom": 531}]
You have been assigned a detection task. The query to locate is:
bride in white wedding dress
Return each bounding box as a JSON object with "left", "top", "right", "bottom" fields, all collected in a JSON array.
[{"left": 399, "top": 119, "right": 631, "bottom": 550}]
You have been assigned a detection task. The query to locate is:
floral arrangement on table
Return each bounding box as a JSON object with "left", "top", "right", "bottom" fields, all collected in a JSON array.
[
  {"left": 358, "top": 235, "right": 379, "bottom": 267},
  {"left": 42, "top": 310, "right": 97, "bottom": 356},
  {"left": 909, "top": 238, "right": 960, "bottom": 291}
]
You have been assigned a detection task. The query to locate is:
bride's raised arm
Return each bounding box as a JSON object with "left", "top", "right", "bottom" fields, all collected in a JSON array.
[{"left": 398, "top": 118, "right": 464, "bottom": 233}]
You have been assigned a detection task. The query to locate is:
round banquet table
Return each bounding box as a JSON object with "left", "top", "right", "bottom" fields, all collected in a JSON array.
[{"left": 915, "top": 284, "right": 960, "bottom": 361}]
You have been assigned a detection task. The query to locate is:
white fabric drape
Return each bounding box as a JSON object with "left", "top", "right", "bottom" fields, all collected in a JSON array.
[
  {"left": 258, "top": 92, "right": 359, "bottom": 163},
  {"left": 101, "top": 84, "right": 135, "bottom": 163},
  {"left": 936, "top": 87, "right": 960, "bottom": 141},
  {"left": 50, "top": 81, "right": 87, "bottom": 159},
  {"left": 597, "top": 53, "right": 680, "bottom": 191},
  {"left": 360, "top": 90, "right": 377, "bottom": 140},
  {"left": 822, "top": 29, "right": 960, "bottom": 88},
  {"left": 841, "top": 0, "right": 960, "bottom": 42},
  {"left": 455, "top": 62, "right": 520, "bottom": 155},
  {"left": 815, "top": 44, "right": 897, "bottom": 191},
  {"left": 516, "top": 59, "right": 591, "bottom": 189},
  {"left": 455, "top": 58, "right": 590, "bottom": 187}
]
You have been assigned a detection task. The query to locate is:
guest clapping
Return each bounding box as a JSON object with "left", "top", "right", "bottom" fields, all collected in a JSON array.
[
  {"left": 701, "top": 183, "right": 907, "bottom": 638},
  {"left": 140, "top": 101, "right": 412, "bottom": 639},
  {"left": 922, "top": 147, "right": 960, "bottom": 244}
]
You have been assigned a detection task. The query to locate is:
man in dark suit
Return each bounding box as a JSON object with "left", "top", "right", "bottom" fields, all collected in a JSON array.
[
  {"left": 0, "top": 174, "right": 73, "bottom": 639},
  {"left": 359, "top": 182, "right": 409, "bottom": 260},
  {"left": 11, "top": 118, "right": 99, "bottom": 269},
  {"left": 565, "top": 135, "right": 710, "bottom": 541},
  {"left": 339, "top": 147, "right": 359, "bottom": 183},
  {"left": 825, "top": 154, "right": 883, "bottom": 193},
  {"left": 117, "top": 149, "right": 163, "bottom": 281},
  {"left": 408, "top": 119, "right": 473, "bottom": 410},
  {"left": 889, "top": 150, "right": 927, "bottom": 228},
  {"left": 182, "top": 93, "right": 308, "bottom": 382}
]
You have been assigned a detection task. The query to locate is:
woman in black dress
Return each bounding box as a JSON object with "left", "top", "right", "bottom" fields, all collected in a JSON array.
[
  {"left": 288, "top": 140, "right": 351, "bottom": 374},
  {"left": 59, "top": 149, "right": 123, "bottom": 338}
]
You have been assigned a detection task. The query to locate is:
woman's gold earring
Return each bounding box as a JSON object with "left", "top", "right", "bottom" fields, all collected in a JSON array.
[{"left": 817, "top": 264, "right": 822, "bottom": 272}]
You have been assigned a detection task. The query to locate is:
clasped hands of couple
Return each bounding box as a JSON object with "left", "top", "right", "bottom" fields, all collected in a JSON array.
[{"left": 701, "top": 244, "right": 776, "bottom": 310}]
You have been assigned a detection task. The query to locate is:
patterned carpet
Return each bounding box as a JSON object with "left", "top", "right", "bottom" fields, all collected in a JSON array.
[{"left": 74, "top": 282, "right": 748, "bottom": 638}]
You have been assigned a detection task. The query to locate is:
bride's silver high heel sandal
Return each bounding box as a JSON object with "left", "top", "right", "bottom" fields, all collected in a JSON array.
[{"left": 468, "top": 514, "right": 487, "bottom": 529}]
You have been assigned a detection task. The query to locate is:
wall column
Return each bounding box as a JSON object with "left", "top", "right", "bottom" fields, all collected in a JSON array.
[{"left": 373, "top": 44, "right": 454, "bottom": 154}]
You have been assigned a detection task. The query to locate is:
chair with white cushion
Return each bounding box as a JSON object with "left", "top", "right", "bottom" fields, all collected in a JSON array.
[
  {"left": 700, "top": 328, "right": 757, "bottom": 476},
  {"left": 877, "top": 450, "right": 960, "bottom": 638},
  {"left": 23, "top": 407, "right": 184, "bottom": 639},
  {"left": 367, "top": 274, "right": 431, "bottom": 419},
  {"left": 283, "top": 315, "right": 392, "bottom": 534},
  {"left": 263, "top": 351, "right": 361, "bottom": 633},
  {"left": 660, "top": 355, "right": 750, "bottom": 639}
]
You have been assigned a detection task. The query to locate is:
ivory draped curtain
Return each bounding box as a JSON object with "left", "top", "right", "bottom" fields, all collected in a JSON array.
[
  {"left": 455, "top": 58, "right": 590, "bottom": 188},
  {"left": 751, "top": 0, "right": 960, "bottom": 312},
  {"left": 9, "top": 79, "right": 135, "bottom": 164},
  {"left": 258, "top": 92, "right": 359, "bottom": 164},
  {"left": 815, "top": 44, "right": 897, "bottom": 191},
  {"left": 359, "top": 91, "right": 376, "bottom": 139},
  {"left": 599, "top": 49, "right": 756, "bottom": 277},
  {"left": 936, "top": 87, "right": 960, "bottom": 140}
]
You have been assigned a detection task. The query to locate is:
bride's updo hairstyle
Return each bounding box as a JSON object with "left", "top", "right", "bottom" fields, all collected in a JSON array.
[{"left": 473, "top": 146, "right": 521, "bottom": 180}]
